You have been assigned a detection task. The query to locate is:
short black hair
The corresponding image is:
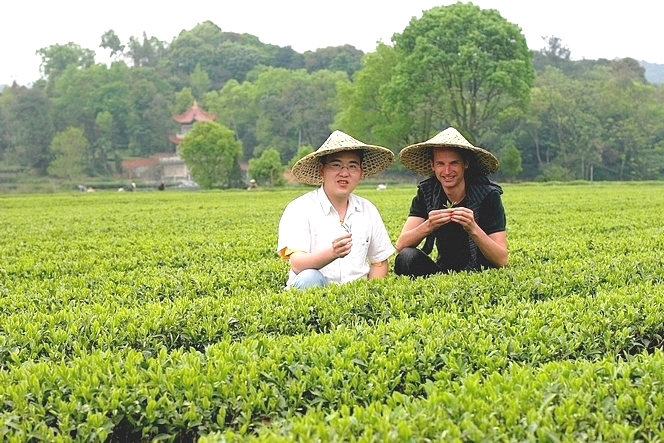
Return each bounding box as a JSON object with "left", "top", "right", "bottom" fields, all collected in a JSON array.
[{"left": 319, "top": 149, "right": 365, "bottom": 165}]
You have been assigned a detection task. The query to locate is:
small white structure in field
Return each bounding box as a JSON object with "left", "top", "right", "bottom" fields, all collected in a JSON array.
[{"left": 377, "top": 184, "right": 387, "bottom": 190}]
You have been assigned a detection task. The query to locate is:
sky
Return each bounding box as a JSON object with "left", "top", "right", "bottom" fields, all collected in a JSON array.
[{"left": 2, "top": 0, "right": 663, "bottom": 86}]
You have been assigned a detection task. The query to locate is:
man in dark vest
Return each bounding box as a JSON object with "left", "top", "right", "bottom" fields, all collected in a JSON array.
[{"left": 394, "top": 127, "right": 508, "bottom": 278}]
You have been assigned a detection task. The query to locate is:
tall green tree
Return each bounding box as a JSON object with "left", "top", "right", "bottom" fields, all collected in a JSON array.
[
  {"left": 172, "top": 88, "right": 195, "bottom": 115},
  {"left": 334, "top": 43, "right": 411, "bottom": 151},
  {"left": 36, "top": 43, "right": 95, "bottom": 91},
  {"left": 190, "top": 64, "right": 212, "bottom": 100},
  {"left": 11, "top": 87, "right": 54, "bottom": 174},
  {"left": 48, "top": 127, "right": 89, "bottom": 179},
  {"left": 248, "top": 148, "right": 284, "bottom": 186},
  {"left": 127, "top": 79, "right": 174, "bottom": 156},
  {"left": 521, "top": 67, "right": 602, "bottom": 180},
  {"left": 0, "top": 85, "right": 19, "bottom": 163},
  {"left": 389, "top": 2, "right": 535, "bottom": 143},
  {"left": 178, "top": 121, "right": 242, "bottom": 188},
  {"left": 304, "top": 45, "right": 364, "bottom": 77},
  {"left": 51, "top": 63, "right": 131, "bottom": 156},
  {"left": 100, "top": 30, "right": 125, "bottom": 60},
  {"left": 93, "top": 111, "right": 115, "bottom": 175},
  {"left": 271, "top": 46, "right": 305, "bottom": 70},
  {"left": 126, "top": 32, "right": 168, "bottom": 68},
  {"left": 499, "top": 143, "right": 523, "bottom": 180},
  {"left": 597, "top": 77, "right": 664, "bottom": 180},
  {"left": 204, "top": 79, "right": 257, "bottom": 161},
  {"left": 166, "top": 21, "right": 274, "bottom": 88},
  {"left": 532, "top": 36, "right": 571, "bottom": 73},
  {"left": 287, "top": 145, "right": 314, "bottom": 169},
  {"left": 251, "top": 67, "right": 348, "bottom": 163}
]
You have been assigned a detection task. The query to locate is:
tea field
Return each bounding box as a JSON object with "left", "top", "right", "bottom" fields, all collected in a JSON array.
[{"left": 1, "top": 182, "right": 664, "bottom": 442}]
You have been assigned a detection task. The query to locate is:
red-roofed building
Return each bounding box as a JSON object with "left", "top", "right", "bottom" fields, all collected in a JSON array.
[
  {"left": 169, "top": 101, "right": 218, "bottom": 145},
  {"left": 124, "top": 101, "right": 218, "bottom": 184}
]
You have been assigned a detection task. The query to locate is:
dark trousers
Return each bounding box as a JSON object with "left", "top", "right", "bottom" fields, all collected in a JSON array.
[{"left": 394, "top": 247, "right": 444, "bottom": 279}]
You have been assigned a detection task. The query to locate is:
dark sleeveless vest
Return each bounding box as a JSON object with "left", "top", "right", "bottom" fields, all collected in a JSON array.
[{"left": 419, "top": 175, "right": 503, "bottom": 271}]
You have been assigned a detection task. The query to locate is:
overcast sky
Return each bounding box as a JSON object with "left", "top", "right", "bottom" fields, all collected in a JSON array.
[{"left": 2, "top": 0, "right": 662, "bottom": 86}]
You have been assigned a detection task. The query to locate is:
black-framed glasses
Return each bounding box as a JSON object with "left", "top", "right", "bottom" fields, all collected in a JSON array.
[{"left": 326, "top": 161, "right": 361, "bottom": 173}]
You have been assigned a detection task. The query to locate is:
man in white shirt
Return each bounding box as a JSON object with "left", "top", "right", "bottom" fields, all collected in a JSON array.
[{"left": 277, "top": 131, "right": 396, "bottom": 289}]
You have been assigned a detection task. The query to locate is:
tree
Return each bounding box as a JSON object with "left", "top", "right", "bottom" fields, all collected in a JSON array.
[
  {"left": 248, "top": 148, "right": 284, "bottom": 186},
  {"left": 533, "top": 36, "right": 571, "bottom": 73},
  {"left": 36, "top": 43, "right": 95, "bottom": 87},
  {"left": 127, "top": 79, "right": 174, "bottom": 156},
  {"left": 597, "top": 78, "right": 664, "bottom": 180},
  {"left": 100, "top": 30, "right": 125, "bottom": 60},
  {"left": 126, "top": 32, "right": 168, "bottom": 68},
  {"left": 48, "top": 127, "right": 89, "bottom": 179},
  {"left": 304, "top": 45, "right": 364, "bottom": 76},
  {"left": 0, "top": 85, "right": 19, "bottom": 163},
  {"left": 190, "top": 64, "right": 212, "bottom": 100},
  {"left": 287, "top": 145, "right": 314, "bottom": 169},
  {"left": 521, "top": 67, "right": 602, "bottom": 179},
  {"left": 610, "top": 58, "right": 647, "bottom": 85},
  {"left": 11, "top": 87, "right": 54, "bottom": 174},
  {"left": 215, "top": 41, "right": 265, "bottom": 83},
  {"left": 172, "top": 88, "right": 195, "bottom": 115},
  {"left": 92, "top": 111, "right": 114, "bottom": 175},
  {"left": 205, "top": 79, "right": 257, "bottom": 161},
  {"left": 334, "top": 42, "right": 411, "bottom": 151},
  {"left": 178, "top": 121, "right": 242, "bottom": 188},
  {"left": 166, "top": 21, "right": 224, "bottom": 85},
  {"left": 499, "top": 143, "right": 523, "bottom": 180},
  {"left": 271, "top": 46, "right": 305, "bottom": 70},
  {"left": 51, "top": 63, "right": 134, "bottom": 163},
  {"left": 251, "top": 67, "right": 348, "bottom": 163},
  {"left": 390, "top": 2, "right": 535, "bottom": 143},
  {"left": 165, "top": 21, "right": 279, "bottom": 88}
]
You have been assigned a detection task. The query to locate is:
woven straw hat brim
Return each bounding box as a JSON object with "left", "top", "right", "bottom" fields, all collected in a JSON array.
[
  {"left": 399, "top": 143, "right": 499, "bottom": 176},
  {"left": 292, "top": 145, "right": 395, "bottom": 186}
]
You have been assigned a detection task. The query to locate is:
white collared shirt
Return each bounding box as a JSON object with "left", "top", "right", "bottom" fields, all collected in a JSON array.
[{"left": 277, "top": 186, "right": 396, "bottom": 287}]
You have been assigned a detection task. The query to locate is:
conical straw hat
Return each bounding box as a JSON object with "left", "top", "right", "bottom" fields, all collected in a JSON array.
[
  {"left": 291, "top": 130, "right": 395, "bottom": 185},
  {"left": 399, "top": 127, "right": 499, "bottom": 176}
]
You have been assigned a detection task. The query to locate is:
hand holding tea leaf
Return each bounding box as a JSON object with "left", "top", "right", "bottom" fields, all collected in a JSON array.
[{"left": 332, "top": 232, "right": 352, "bottom": 258}]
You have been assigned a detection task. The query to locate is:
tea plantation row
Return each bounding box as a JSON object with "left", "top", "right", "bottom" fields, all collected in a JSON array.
[{"left": 1, "top": 182, "right": 663, "bottom": 441}]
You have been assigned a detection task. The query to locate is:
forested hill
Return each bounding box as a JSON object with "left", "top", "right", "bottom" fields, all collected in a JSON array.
[{"left": 1, "top": 7, "right": 664, "bottom": 187}]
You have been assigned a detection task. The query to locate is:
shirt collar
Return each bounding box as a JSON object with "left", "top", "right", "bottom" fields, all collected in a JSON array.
[{"left": 316, "top": 186, "right": 363, "bottom": 216}]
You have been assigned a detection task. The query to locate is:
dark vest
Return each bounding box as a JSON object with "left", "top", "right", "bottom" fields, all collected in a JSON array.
[{"left": 419, "top": 175, "right": 502, "bottom": 271}]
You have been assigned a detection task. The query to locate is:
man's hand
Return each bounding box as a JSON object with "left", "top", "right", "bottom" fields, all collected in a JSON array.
[
  {"left": 332, "top": 232, "right": 353, "bottom": 258},
  {"left": 448, "top": 207, "right": 478, "bottom": 233},
  {"left": 426, "top": 208, "right": 454, "bottom": 232}
]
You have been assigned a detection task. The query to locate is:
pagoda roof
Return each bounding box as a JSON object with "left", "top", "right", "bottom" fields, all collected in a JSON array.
[{"left": 173, "top": 101, "right": 217, "bottom": 124}]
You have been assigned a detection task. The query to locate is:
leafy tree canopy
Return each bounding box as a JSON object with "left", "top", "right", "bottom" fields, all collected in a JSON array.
[
  {"left": 391, "top": 2, "right": 535, "bottom": 143},
  {"left": 248, "top": 148, "right": 285, "bottom": 186},
  {"left": 48, "top": 127, "right": 89, "bottom": 179},
  {"left": 178, "top": 121, "right": 242, "bottom": 188},
  {"left": 36, "top": 43, "right": 96, "bottom": 86},
  {"left": 304, "top": 45, "right": 364, "bottom": 77}
]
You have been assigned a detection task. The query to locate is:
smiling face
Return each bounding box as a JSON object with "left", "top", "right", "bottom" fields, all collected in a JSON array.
[
  {"left": 430, "top": 147, "right": 469, "bottom": 191},
  {"left": 318, "top": 150, "right": 363, "bottom": 201}
]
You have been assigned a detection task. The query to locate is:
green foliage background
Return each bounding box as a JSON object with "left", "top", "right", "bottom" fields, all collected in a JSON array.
[
  {"left": 1, "top": 183, "right": 664, "bottom": 440},
  {"left": 1, "top": 3, "right": 663, "bottom": 188}
]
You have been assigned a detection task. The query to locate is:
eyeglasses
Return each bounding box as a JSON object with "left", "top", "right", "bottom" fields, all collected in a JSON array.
[{"left": 325, "top": 161, "right": 361, "bottom": 173}]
